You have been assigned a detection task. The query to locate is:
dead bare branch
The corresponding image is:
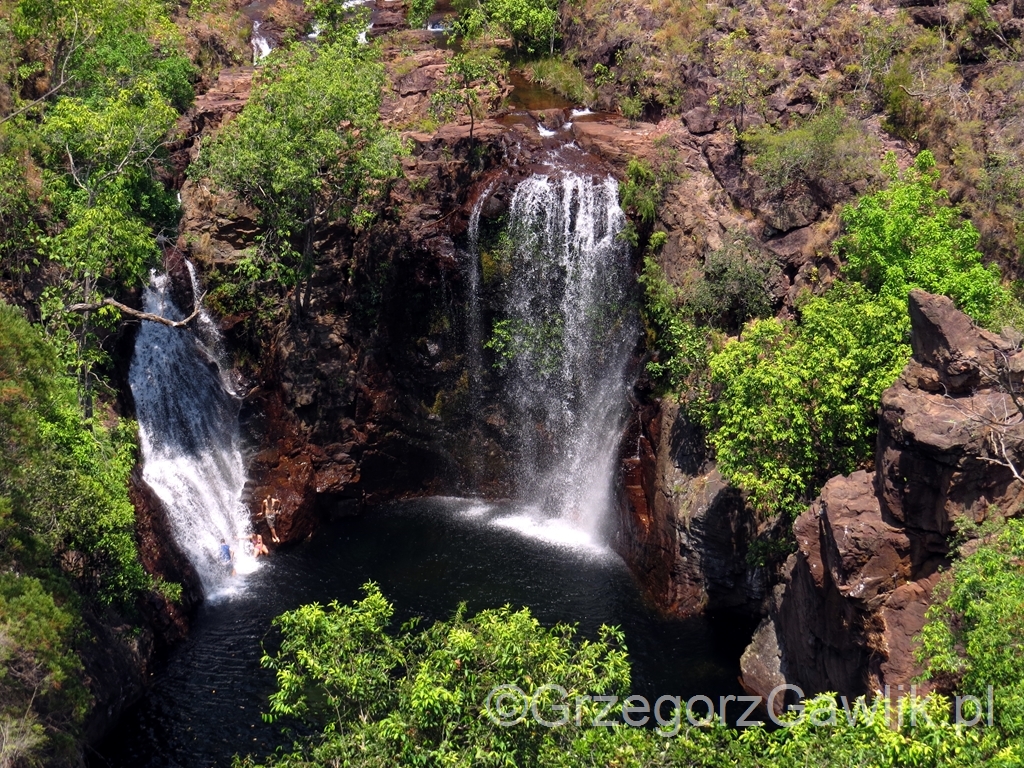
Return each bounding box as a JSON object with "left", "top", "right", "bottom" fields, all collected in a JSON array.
[{"left": 66, "top": 297, "right": 203, "bottom": 328}]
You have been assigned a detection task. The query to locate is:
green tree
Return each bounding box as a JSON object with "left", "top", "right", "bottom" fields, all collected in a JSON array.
[
  {"left": 0, "top": 574, "right": 89, "bottom": 766},
  {"left": 0, "top": 302, "right": 148, "bottom": 606},
  {"left": 407, "top": 0, "right": 436, "bottom": 29},
  {"left": 920, "top": 519, "right": 1024, "bottom": 745},
  {"left": 709, "top": 29, "right": 776, "bottom": 128},
  {"left": 2, "top": 0, "right": 194, "bottom": 409},
  {"left": 431, "top": 49, "right": 506, "bottom": 140},
  {"left": 193, "top": 37, "right": 404, "bottom": 314},
  {"left": 236, "top": 583, "right": 631, "bottom": 767},
  {"left": 742, "top": 107, "right": 880, "bottom": 194},
  {"left": 0, "top": 301, "right": 151, "bottom": 765},
  {"left": 705, "top": 284, "right": 910, "bottom": 518},
  {"left": 483, "top": 0, "right": 559, "bottom": 56},
  {"left": 239, "top": 588, "right": 994, "bottom": 768},
  {"left": 39, "top": 77, "right": 176, "bottom": 412},
  {"left": 838, "top": 150, "right": 1006, "bottom": 327}
]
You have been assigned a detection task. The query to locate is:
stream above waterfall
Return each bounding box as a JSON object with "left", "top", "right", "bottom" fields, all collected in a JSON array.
[{"left": 94, "top": 498, "right": 752, "bottom": 768}]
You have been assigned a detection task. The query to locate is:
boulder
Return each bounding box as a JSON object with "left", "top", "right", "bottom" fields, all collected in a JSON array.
[{"left": 741, "top": 291, "right": 1024, "bottom": 701}]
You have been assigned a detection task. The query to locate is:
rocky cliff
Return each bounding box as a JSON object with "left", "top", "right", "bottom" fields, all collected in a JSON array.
[{"left": 740, "top": 290, "right": 1024, "bottom": 705}]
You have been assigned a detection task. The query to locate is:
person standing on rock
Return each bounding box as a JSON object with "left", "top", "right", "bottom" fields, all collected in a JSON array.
[{"left": 262, "top": 495, "right": 281, "bottom": 544}]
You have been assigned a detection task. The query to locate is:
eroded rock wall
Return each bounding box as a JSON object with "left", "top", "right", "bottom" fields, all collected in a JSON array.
[
  {"left": 617, "top": 398, "right": 766, "bottom": 617},
  {"left": 740, "top": 290, "right": 1024, "bottom": 702}
]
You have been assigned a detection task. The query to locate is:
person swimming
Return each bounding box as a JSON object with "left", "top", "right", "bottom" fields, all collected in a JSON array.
[
  {"left": 251, "top": 533, "right": 269, "bottom": 558},
  {"left": 219, "top": 540, "right": 235, "bottom": 575}
]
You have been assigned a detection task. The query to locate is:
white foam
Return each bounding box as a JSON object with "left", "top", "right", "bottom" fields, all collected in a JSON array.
[
  {"left": 571, "top": 108, "right": 593, "bottom": 117},
  {"left": 251, "top": 21, "right": 271, "bottom": 62},
  {"left": 130, "top": 265, "right": 254, "bottom": 596},
  {"left": 537, "top": 124, "right": 557, "bottom": 137},
  {"left": 491, "top": 513, "right": 610, "bottom": 556},
  {"left": 461, "top": 503, "right": 492, "bottom": 519}
]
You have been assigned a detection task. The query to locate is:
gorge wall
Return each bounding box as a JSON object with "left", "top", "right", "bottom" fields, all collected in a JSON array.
[{"left": 741, "top": 290, "right": 1024, "bottom": 705}]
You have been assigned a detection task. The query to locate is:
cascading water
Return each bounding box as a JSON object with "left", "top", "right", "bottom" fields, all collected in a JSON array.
[
  {"left": 484, "top": 170, "right": 637, "bottom": 549},
  {"left": 129, "top": 268, "right": 255, "bottom": 596},
  {"left": 461, "top": 181, "right": 498, "bottom": 485},
  {"left": 251, "top": 21, "right": 271, "bottom": 62}
]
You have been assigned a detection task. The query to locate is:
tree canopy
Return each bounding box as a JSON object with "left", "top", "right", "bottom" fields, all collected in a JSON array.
[
  {"left": 192, "top": 34, "right": 404, "bottom": 312},
  {"left": 237, "top": 586, "right": 999, "bottom": 768}
]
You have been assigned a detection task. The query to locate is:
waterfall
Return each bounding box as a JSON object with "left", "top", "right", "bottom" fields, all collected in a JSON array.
[
  {"left": 487, "top": 171, "right": 636, "bottom": 548},
  {"left": 251, "top": 21, "right": 271, "bottom": 62},
  {"left": 129, "top": 268, "right": 256, "bottom": 596}
]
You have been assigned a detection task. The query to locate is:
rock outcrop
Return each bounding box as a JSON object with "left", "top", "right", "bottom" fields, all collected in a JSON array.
[
  {"left": 617, "top": 399, "right": 766, "bottom": 616},
  {"left": 741, "top": 290, "right": 1024, "bottom": 701}
]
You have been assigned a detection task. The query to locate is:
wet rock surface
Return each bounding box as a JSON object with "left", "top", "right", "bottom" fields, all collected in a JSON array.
[
  {"left": 617, "top": 400, "right": 765, "bottom": 617},
  {"left": 740, "top": 291, "right": 1024, "bottom": 701}
]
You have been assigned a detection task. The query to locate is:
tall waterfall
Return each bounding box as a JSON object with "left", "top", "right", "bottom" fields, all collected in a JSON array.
[
  {"left": 129, "top": 268, "right": 255, "bottom": 595},
  {"left": 488, "top": 171, "right": 636, "bottom": 547}
]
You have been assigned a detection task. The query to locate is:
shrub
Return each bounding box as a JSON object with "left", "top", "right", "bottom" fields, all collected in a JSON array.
[
  {"left": 687, "top": 231, "right": 780, "bottom": 332},
  {"left": 407, "top": 0, "right": 436, "bottom": 28},
  {"left": 742, "top": 107, "right": 880, "bottom": 193},
  {"left": 837, "top": 150, "right": 1007, "bottom": 327},
  {"left": 237, "top": 584, "right": 631, "bottom": 766},
  {"left": 920, "top": 519, "right": 1024, "bottom": 744},
  {"left": 638, "top": 255, "right": 716, "bottom": 415},
  {"left": 525, "top": 58, "right": 596, "bottom": 105},
  {"left": 705, "top": 284, "right": 910, "bottom": 518},
  {"left": 241, "top": 588, "right": 996, "bottom": 767}
]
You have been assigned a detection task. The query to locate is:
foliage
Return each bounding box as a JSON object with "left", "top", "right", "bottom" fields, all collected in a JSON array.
[
  {"left": 236, "top": 583, "right": 631, "bottom": 767},
  {"left": 192, "top": 34, "right": 404, "bottom": 311},
  {"left": 483, "top": 0, "right": 559, "bottom": 56},
  {"left": 304, "top": 0, "right": 373, "bottom": 43},
  {"left": 709, "top": 29, "right": 777, "bottom": 126},
  {"left": 0, "top": 301, "right": 150, "bottom": 765},
  {"left": 0, "top": 0, "right": 193, "bottom": 410},
  {"left": 920, "top": 519, "right": 1024, "bottom": 745},
  {"left": 742, "top": 107, "right": 881, "bottom": 193},
  {"left": 837, "top": 151, "right": 1008, "bottom": 327},
  {"left": 485, "top": 317, "right": 564, "bottom": 374},
  {"left": 524, "top": 57, "right": 595, "bottom": 106},
  {"left": 407, "top": 0, "right": 436, "bottom": 29},
  {"left": 240, "top": 589, "right": 1000, "bottom": 768},
  {"left": 431, "top": 48, "right": 506, "bottom": 141},
  {"left": 0, "top": 574, "right": 90, "bottom": 766},
  {"left": 0, "top": 302, "right": 148, "bottom": 605},
  {"left": 1, "top": 0, "right": 195, "bottom": 113},
  {"left": 638, "top": 255, "right": 716, "bottom": 415},
  {"left": 619, "top": 157, "right": 679, "bottom": 231},
  {"left": 686, "top": 231, "right": 780, "bottom": 332},
  {"left": 705, "top": 284, "right": 910, "bottom": 518}
]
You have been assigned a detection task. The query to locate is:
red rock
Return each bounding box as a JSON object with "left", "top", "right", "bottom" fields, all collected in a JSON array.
[{"left": 741, "top": 291, "right": 1024, "bottom": 702}]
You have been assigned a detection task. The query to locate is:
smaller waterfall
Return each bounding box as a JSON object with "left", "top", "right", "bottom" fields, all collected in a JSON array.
[
  {"left": 251, "top": 21, "right": 271, "bottom": 62},
  {"left": 129, "top": 268, "right": 256, "bottom": 595},
  {"left": 461, "top": 182, "right": 498, "bottom": 487}
]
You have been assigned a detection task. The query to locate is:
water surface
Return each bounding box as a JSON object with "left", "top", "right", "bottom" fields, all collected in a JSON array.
[{"left": 93, "top": 498, "right": 752, "bottom": 767}]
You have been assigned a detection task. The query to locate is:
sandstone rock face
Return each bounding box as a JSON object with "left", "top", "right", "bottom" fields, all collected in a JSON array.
[
  {"left": 616, "top": 399, "right": 765, "bottom": 616},
  {"left": 741, "top": 291, "right": 1024, "bottom": 701}
]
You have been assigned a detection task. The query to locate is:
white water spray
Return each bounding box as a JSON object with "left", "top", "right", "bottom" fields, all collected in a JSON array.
[
  {"left": 251, "top": 21, "right": 271, "bottom": 62},
  {"left": 129, "top": 268, "right": 256, "bottom": 596},
  {"left": 486, "top": 172, "right": 636, "bottom": 549}
]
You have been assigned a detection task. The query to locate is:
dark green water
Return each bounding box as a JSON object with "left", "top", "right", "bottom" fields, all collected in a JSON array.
[{"left": 92, "top": 497, "right": 752, "bottom": 767}]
